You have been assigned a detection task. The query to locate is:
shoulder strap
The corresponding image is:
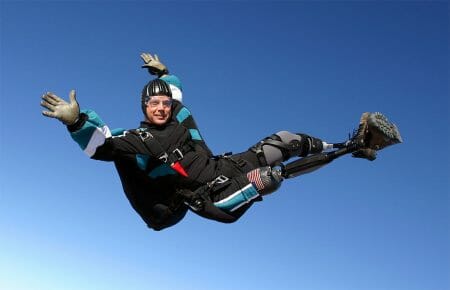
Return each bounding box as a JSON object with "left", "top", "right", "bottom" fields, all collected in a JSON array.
[{"left": 131, "top": 127, "right": 191, "bottom": 177}]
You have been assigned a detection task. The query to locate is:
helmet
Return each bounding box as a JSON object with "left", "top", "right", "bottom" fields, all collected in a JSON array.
[
  {"left": 142, "top": 78, "right": 172, "bottom": 99},
  {"left": 141, "top": 78, "right": 172, "bottom": 115}
]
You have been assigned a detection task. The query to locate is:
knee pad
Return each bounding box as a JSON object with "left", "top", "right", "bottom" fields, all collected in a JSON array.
[
  {"left": 246, "top": 166, "right": 283, "bottom": 196},
  {"left": 250, "top": 131, "right": 324, "bottom": 164},
  {"left": 250, "top": 132, "right": 301, "bottom": 165}
]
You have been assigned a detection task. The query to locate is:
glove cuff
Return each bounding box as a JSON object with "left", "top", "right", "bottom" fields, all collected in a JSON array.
[
  {"left": 141, "top": 65, "right": 169, "bottom": 77},
  {"left": 67, "top": 113, "right": 88, "bottom": 132}
]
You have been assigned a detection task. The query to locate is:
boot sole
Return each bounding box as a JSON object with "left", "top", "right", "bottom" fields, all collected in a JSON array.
[{"left": 368, "top": 112, "right": 403, "bottom": 143}]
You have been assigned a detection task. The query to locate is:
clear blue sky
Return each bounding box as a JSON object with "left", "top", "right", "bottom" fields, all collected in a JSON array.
[{"left": 1, "top": 2, "right": 448, "bottom": 290}]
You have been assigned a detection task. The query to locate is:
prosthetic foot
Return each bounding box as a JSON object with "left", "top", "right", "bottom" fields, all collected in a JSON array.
[
  {"left": 350, "top": 112, "right": 402, "bottom": 160},
  {"left": 367, "top": 112, "right": 402, "bottom": 145}
]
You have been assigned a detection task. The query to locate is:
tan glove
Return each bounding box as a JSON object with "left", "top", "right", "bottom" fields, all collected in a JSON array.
[
  {"left": 140, "top": 52, "right": 169, "bottom": 77},
  {"left": 41, "top": 90, "right": 80, "bottom": 125}
]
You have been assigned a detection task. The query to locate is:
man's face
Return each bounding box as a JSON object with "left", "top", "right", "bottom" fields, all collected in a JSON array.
[{"left": 145, "top": 95, "right": 173, "bottom": 125}]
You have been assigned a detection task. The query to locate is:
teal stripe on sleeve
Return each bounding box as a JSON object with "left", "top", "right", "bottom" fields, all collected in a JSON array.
[
  {"left": 111, "top": 128, "right": 126, "bottom": 136},
  {"left": 82, "top": 109, "right": 106, "bottom": 127},
  {"left": 70, "top": 126, "right": 97, "bottom": 150},
  {"left": 189, "top": 129, "right": 202, "bottom": 140},
  {"left": 176, "top": 107, "right": 191, "bottom": 123},
  {"left": 214, "top": 185, "right": 259, "bottom": 212},
  {"left": 161, "top": 75, "right": 182, "bottom": 91},
  {"left": 70, "top": 110, "right": 107, "bottom": 150}
]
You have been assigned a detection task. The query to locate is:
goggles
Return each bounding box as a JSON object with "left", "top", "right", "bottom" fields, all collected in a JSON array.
[{"left": 145, "top": 97, "right": 173, "bottom": 108}]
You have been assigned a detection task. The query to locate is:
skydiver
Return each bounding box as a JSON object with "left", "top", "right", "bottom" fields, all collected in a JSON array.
[{"left": 40, "top": 54, "right": 402, "bottom": 231}]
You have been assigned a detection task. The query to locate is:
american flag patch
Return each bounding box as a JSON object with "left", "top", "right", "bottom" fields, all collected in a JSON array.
[{"left": 247, "top": 169, "right": 265, "bottom": 192}]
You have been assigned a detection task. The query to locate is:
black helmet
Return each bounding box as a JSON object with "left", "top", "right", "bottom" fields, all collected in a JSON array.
[{"left": 141, "top": 78, "right": 172, "bottom": 115}]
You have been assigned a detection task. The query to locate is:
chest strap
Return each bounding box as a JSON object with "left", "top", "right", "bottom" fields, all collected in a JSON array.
[{"left": 132, "top": 129, "right": 192, "bottom": 177}]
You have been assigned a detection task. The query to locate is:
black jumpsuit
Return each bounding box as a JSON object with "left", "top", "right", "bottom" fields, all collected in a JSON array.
[{"left": 69, "top": 100, "right": 263, "bottom": 230}]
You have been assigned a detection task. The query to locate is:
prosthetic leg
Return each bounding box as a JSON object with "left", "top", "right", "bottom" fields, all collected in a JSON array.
[
  {"left": 281, "top": 112, "right": 402, "bottom": 179},
  {"left": 183, "top": 112, "right": 402, "bottom": 224},
  {"left": 281, "top": 145, "right": 354, "bottom": 178}
]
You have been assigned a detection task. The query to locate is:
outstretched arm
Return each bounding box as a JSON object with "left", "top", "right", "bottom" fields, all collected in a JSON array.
[
  {"left": 41, "top": 91, "right": 148, "bottom": 161},
  {"left": 141, "top": 52, "right": 183, "bottom": 102},
  {"left": 41, "top": 90, "right": 114, "bottom": 160},
  {"left": 140, "top": 52, "right": 213, "bottom": 155}
]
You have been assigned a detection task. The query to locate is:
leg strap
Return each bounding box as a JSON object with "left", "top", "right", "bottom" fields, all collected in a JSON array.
[
  {"left": 178, "top": 187, "right": 239, "bottom": 223},
  {"left": 179, "top": 168, "right": 282, "bottom": 223}
]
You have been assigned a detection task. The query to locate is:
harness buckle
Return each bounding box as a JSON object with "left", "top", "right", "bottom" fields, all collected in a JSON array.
[
  {"left": 139, "top": 130, "right": 153, "bottom": 141},
  {"left": 206, "top": 174, "right": 230, "bottom": 191},
  {"left": 215, "top": 175, "right": 230, "bottom": 184},
  {"left": 184, "top": 198, "right": 205, "bottom": 212},
  {"left": 158, "top": 152, "right": 169, "bottom": 163},
  {"left": 172, "top": 148, "right": 184, "bottom": 160}
]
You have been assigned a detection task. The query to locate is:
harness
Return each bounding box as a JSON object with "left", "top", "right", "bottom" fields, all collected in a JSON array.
[
  {"left": 130, "top": 126, "right": 255, "bottom": 223},
  {"left": 131, "top": 125, "right": 194, "bottom": 177},
  {"left": 177, "top": 174, "right": 240, "bottom": 223}
]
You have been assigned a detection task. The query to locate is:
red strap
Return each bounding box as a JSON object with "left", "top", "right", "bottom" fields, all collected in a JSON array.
[{"left": 171, "top": 162, "right": 188, "bottom": 177}]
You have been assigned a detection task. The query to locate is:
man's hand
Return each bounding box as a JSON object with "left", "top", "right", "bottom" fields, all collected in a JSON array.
[
  {"left": 140, "top": 52, "right": 169, "bottom": 77},
  {"left": 41, "top": 90, "right": 80, "bottom": 125}
]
